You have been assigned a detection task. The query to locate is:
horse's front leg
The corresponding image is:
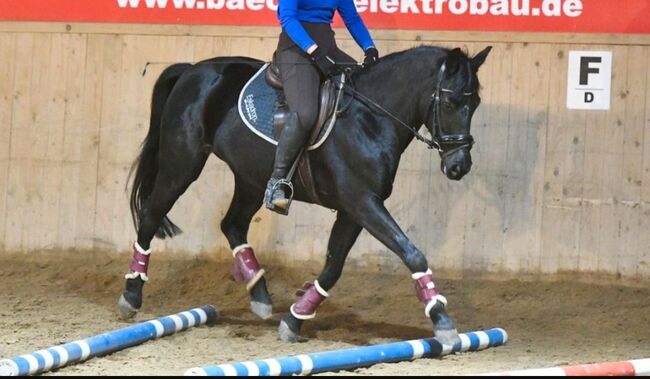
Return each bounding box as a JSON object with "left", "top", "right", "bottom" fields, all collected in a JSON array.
[
  {"left": 279, "top": 211, "right": 362, "bottom": 342},
  {"left": 347, "top": 196, "right": 460, "bottom": 346}
]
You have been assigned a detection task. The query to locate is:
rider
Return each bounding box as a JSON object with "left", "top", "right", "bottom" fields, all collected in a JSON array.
[{"left": 264, "top": 0, "right": 380, "bottom": 214}]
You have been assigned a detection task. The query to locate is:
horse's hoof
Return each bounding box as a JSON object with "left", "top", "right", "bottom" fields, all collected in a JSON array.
[
  {"left": 117, "top": 294, "right": 139, "bottom": 319},
  {"left": 278, "top": 320, "right": 299, "bottom": 343},
  {"left": 434, "top": 328, "right": 461, "bottom": 347},
  {"left": 251, "top": 301, "right": 273, "bottom": 320}
]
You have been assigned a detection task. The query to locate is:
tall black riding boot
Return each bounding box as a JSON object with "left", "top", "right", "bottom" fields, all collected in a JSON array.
[{"left": 264, "top": 112, "right": 311, "bottom": 214}]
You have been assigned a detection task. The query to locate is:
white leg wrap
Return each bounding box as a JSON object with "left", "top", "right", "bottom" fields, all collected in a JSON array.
[
  {"left": 134, "top": 242, "right": 152, "bottom": 255},
  {"left": 245, "top": 269, "right": 266, "bottom": 292},
  {"left": 424, "top": 295, "right": 448, "bottom": 316},
  {"left": 290, "top": 304, "right": 316, "bottom": 320},
  {"left": 232, "top": 244, "right": 253, "bottom": 257},
  {"left": 313, "top": 280, "right": 330, "bottom": 298},
  {"left": 125, "top": 272, "right": 149, "bottom": 281},
  {"left": 411, "top": 269, "right": 433, "bottom": 280}
]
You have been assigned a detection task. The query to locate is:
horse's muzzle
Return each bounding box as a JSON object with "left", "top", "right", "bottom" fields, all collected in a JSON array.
[{"left": 441, "top": 148, "right": 472, "bottom": 181}]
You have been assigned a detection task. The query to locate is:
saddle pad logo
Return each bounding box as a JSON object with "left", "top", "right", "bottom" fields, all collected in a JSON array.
[
  {"left": 244, "top": 94, "right": 258, "bottom": 124},
  {"left": 238, "top": 63, "right": 337, "bottom": 151}
]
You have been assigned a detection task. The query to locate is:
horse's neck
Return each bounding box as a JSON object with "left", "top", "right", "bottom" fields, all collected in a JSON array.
[{"left": 353, "top": 50, "right": 442, "bottom": 152}]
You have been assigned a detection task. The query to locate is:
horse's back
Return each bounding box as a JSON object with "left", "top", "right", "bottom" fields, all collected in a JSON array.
[
  {"left": 169, "top": 56, "right": 263, "bottom": 99},
  {"left": 159, "top": 57, "right": 262, "bottom": 143}
]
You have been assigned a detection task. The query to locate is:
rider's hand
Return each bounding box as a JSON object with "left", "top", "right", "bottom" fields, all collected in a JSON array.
[
  {"left": 363, "top": 47, "right": 379, "bottom": 66},
  {"left": 310, "top": 47, "right": 340, "bottom": 77}
]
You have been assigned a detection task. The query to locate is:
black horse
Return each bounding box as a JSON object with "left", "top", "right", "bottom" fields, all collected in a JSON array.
[{"left": 118, "top": 44, "right": 492, "bottom": 345}]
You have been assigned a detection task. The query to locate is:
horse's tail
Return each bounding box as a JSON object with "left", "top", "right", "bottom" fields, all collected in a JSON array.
[{"left": 128, "top": 62, "right": 192, "bottom": 239}]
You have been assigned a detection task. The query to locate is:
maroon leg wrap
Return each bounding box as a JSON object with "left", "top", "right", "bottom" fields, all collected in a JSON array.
[
  {"left": 230, "top": 246, "right": 265, "bottom": 291},
  {"left": 413, "top": 270, "right": 448, "bottom": 316},
  {"left": 129, "top": 247, "right": 150, "bottom": 275},
  {"left": 290, "top": 281, "right": 327, "bottom": 320},
  {"left": 414, "top": 273, "right": 440, "bottom": 304}
]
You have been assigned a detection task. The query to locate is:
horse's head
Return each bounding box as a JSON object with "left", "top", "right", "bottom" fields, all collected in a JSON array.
[{"left": 425, "top": 46, "right": 492, "bottom": 181}]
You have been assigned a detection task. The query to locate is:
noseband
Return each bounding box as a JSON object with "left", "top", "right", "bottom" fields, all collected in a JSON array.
[{"left": 429, "top": 62, "right": 475, "bottom": 158}]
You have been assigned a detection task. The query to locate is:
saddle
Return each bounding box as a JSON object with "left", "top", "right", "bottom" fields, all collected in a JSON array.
[
  {"left": 264, "top": 62, "right": 339, "bottom": 146},
  {"left": 238, "top": 60, "right": 346, "bottom": 205}
]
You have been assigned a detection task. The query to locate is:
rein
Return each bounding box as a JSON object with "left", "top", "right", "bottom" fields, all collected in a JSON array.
[
  {"left": 341, "top": 86, "right": 441, "bottom": 150},
  {"left": 340, "top": 62, "right": 475, "bottom": 157}
]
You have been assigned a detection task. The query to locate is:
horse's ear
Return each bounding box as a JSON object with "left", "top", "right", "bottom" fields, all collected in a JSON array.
[
  {"left": 471, "top": 46, "right": 492, "bottom": 72},
  {"left": 445, "top": 48, "right": 464, "bottom": 76}
]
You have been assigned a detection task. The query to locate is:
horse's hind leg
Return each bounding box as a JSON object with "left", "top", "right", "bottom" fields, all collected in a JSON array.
[
  {"left": 278, "top": 211, "right": 362, "bottom": 342},
  {"left": 118, "top": 142, "right": 209, "bottom": 319},
  {"left": 221, "top": 176, "right": 272, "bottom": 319}
]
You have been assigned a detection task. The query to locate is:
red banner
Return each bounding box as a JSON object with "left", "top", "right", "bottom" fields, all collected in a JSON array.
[{"left": 0, "top": 0, "right": 648, "bottom": 34}]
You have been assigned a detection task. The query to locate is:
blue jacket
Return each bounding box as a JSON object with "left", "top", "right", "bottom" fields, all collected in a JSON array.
[{"left": 278, "top": 0, "right": 375, "bottom": 53}]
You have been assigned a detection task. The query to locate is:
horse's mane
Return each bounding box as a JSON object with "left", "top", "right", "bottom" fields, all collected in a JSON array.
[
  {"left": 353, "top": 45, "right": 479, "bottom": 97},
  {"left": 377, "top": 45, "right": 451, "bottom": 64}
]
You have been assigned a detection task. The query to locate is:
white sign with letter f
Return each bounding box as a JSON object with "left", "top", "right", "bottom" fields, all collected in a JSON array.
[{"left": 566, "top": 51, "right": 612, "bottom": 110}]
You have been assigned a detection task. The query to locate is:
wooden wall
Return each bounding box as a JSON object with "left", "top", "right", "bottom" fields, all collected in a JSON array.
[{"left": 0, "top": 22, "right": 648, "bottom": 280}]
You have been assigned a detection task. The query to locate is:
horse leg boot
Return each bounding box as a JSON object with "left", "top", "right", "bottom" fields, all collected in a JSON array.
[
  {"left": 229, "top": 244, "right": 271, "bottom": 319},
  {"left": 264, "top": 112, "right": 311, "bottom": 215},
  {"left": 279, "top": 280, "right": 329, "bottom": 343},
  {"left": 279, "top": 212, "right": 363, "bottom": 343},
  {"left": 346, "top": 197, "right": 460, "bottom": 346},
  {"left": 221, "top": 179, "right": 273, "bottom": 319},
  {"left": 118, "top": 242, "right": 151, "bottom": 319},
  {"left": 412, "top": 269, "right": 458, "bottom": 346}
]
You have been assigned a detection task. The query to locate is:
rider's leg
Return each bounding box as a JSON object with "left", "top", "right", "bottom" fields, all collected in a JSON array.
[{"left": 265, "top": 46, "right": 320, "bottom": 212}]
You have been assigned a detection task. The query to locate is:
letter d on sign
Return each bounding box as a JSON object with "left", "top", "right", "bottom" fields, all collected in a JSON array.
[{"left": 584, "top": 92, "right": 594, "bottom": 103}]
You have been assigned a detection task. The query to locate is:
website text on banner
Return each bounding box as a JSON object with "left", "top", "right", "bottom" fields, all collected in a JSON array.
[{"left": 0, "top": 0, "right": 648, "bottom": 34}]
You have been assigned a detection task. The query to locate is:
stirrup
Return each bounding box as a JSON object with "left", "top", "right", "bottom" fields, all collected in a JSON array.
[{"left": 265, "top": 179, "right": 294, "bottom": 216}]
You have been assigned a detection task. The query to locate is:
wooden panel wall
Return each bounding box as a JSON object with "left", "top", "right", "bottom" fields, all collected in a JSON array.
[{"left": 0, "top": 23, "right": 648, "bottom": 280}]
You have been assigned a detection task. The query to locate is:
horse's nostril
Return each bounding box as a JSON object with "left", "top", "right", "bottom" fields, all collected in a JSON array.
[{"left": 451, "top": 165, "right": 461, "bottom": 176}]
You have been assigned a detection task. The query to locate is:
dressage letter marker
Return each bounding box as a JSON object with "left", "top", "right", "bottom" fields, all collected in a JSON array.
[
  {"left": 566, "top": 51, "right": 612, "bottom": 110},
  {"left": 0, "top": 305, "right": 219, "bottom": 376},
  {"left": 185, "top": 328, "right": 507, "bottom": 376}
]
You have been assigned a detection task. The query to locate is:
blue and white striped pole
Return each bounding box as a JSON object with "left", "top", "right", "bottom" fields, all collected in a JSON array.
[
  {"left": 185, "top": 327, "right": 507, "bottom": 376},
  {"left": 0, "top": 305, "right": 219, "bottom": 376}
]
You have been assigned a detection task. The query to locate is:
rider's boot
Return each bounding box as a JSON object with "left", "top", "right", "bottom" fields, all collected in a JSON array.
[{"left": 264, "top": 112, "right": 311, "bottom": 214}]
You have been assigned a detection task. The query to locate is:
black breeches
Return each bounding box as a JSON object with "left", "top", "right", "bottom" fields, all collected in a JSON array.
[{"left": 275, "top": 23, "right": 356, "bottom": 132}]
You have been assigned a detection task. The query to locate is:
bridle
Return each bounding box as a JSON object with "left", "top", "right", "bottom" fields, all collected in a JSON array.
[
  {"left": 342, "top": 60, "right": 475, "bottom": 158},
  {"left": 429, "top": 61, "right": 475, "bottom": 158}
]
